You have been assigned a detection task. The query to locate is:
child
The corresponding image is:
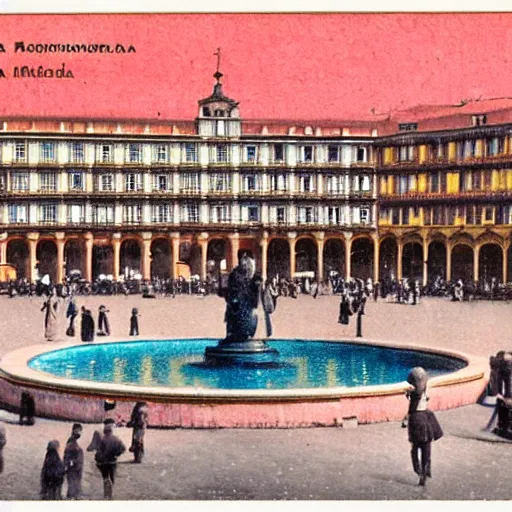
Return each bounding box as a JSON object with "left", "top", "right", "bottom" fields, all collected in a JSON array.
[{"left": 129, "top": 308, "right": 139, "bottom": 336}]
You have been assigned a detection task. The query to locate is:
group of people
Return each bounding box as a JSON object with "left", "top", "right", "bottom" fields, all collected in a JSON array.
[
  {"left": 8, "top": 275, "right": 223, "bottom": 299},
  {"left": 338, "top": 287, "right": 367, "bottom": 337},
  {"left": 2, "top": 370, "right": 444, "bottom": 497},
  {"left": 42, "top": 294, "right": 141, "bottom": 342},
  {"left": 37, "top": 401, "right": 148, "bottom": 500},
  {"left": 483, "top": 350, "right": 512, "bottom": 437}
]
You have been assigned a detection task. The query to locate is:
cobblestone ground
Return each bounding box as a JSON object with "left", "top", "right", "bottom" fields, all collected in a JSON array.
[{"left": 0, "top": 294, "right": 511, "bottom": 501}]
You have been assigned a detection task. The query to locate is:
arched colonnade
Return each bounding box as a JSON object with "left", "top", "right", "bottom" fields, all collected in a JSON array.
[{"left": 2, "top": 230, "right": 508, "bottom": 285}]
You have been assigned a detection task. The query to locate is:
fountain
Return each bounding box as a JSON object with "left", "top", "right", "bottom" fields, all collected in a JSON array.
[
  {"left": 204, "top": 251, "right": 279, "bottom": 365},
  {"left": 0, "top": 253, "right": 489, "bottom": 427}
]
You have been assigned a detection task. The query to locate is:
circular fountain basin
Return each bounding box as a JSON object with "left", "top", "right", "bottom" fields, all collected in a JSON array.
[{"left": 0, "top": 338, "right": 488, "bottom": 428}]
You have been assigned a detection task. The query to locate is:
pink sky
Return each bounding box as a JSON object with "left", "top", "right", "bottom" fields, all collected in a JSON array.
[{"left": 0, "top": 13, "right": 511, "bottom": 121}]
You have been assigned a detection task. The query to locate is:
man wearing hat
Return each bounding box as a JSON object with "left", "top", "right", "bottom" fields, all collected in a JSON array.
[
  {"left": 63, "top": 423, "right": 84, "bottom": 499},
  {"left": 94, "top": 419, "right": 126, "bottom": 500}
]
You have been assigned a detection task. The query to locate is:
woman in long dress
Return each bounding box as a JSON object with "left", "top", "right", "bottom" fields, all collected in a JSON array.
[
  {"left": 41, "top": 295, "right": 59, "bottom": 341},
  {"left": 40, "top": 440, "right": 65, "bottom": 500}
]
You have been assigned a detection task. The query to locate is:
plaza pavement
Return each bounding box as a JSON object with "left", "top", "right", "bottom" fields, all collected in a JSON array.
[{"left": 0, "top": 293, "right": 511, "bottom": 501}]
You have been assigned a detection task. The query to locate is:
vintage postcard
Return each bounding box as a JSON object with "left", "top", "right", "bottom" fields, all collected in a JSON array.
[{"left": 0, "top": 11, "right": 509, "bottom": 504}]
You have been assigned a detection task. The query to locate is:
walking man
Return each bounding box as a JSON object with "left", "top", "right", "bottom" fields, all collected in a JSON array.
[
  {"left": 129, "top": 308, "right": 140, "bottom": 336},
  {"left": 94, "top": 420, "right": 126, "bottom": 500}
]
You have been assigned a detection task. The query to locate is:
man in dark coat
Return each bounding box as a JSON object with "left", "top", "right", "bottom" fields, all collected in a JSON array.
[
  {"left": 81, "top": 309, "right": 95, "bottom": 342},
  {"left": 338, "top": 292, "right": 352, "bottom": 325},
  {"left": 63, "top": 423, "right": 84, "bottom": 499},
  {"left": 129, "top": 308, "right": 140, "bottom": 336},
  {"left": 95, "top": 422, "right": 126, "bottom": 500}
]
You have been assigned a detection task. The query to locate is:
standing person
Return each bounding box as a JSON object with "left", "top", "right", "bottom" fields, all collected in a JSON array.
[
  {"left": 338, "top": 292, "right": 352, "bottom": 325},
  {"left": 63, "top": 423, "right": 84, "bottom": 500},
  {"left": 81, "top": 309, "right": 95, "bottom": 342},
  {"left": 128, "top": 402, "right": 148, "bottom": 463},
  {"left": 41, "top": 294, "right": 59, "bottom": 341},
  {"left": 373, "top": 282, "right": 380, "bottom": 302},
  {"left": 97, "top": 305, "right": 111, "bottom": 336},
  {"left": 404, "top": 367, "right": 443, "bottom": 486},
  {"left": 66, "top": 295, "right": 78, "bottom": 337},
  {"left": 19, "top": 391, "right": 36, "bottom": 426},
  {"left": 311, "top": 280, "right": 319, "bottom": 299},
  {"left": 0, "top": 423, "right": 5, "bottom": 474},
  {"left": 40, "top": 440, "right": 65, "bottom": 500},
  {"left": 94, "top": 421, "right": 126, "bottom": 500},
  {"left": 356, "top": 295, "right": 366, "bottom": 338},
  {"left": 129, "top": 308, "right": 139, "bottom": 336},
  {"left": 412, "top": 281, "right": 418, "bottom": 305},
  {"left": 397, "top": 280, "right": 402, "bottom": 304}
]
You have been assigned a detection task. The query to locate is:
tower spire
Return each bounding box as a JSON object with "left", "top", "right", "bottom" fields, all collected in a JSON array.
[
  {"left": 213, "top": 47, "right": 223, "bottom": 83},
  {"left": 212, "top": 47, "right": 224, "bottom": 97}
]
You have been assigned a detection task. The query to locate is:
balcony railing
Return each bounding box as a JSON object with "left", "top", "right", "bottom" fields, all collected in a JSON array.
[{"left": 380, "top": 189, "right": 512, "bottom": 202}]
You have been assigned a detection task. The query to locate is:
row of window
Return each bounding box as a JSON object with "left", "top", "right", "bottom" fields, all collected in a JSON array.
[
  {"left": 381, "top": 169, "right": 511, "bottom": 196},
  {"left": 384, "top": 136, "right": 508, "bottom": 165},
  {"left": 380, "top": 204, "right": 512, "bottom": 226},
  {"left": 4, "top": 171, "right": 373, "bottom": 195},
  {"left": 6, "top": 203, "right": 372, "bottom": 226},
  {"left": 8, "top": 141, "right": 370, "bottom": 165}
]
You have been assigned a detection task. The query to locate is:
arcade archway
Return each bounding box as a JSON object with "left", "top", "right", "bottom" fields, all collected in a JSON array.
[
  {"left": 427, "top": 241, "right": 446, "bottom": 282},
  {"left": 120, "top": 240, "right": 142, "bottom": 278},
  {"left": 7, "top": 239, "right": 29, "bottom": 279},
  {"left": 379, "top": 238, "right": 397, "bottom": 282},
  {"left": 92, "top": 245, "right": 113, "bottom": 280},
  {"left": 268, "top": 238, "right": 290, "bottom": 279},
  {"left": 37, "top": 240, "right": 57, "bottom": 282},
  {"left": 323, "top": 238, "right": 345, "bottom": 281},
  {"left": 402, "top": 242, "right": 423, "bottom": 281},
  {"left": 351, "top": 238, "right": 373, "bottom": 280},
  {"left": 207, "top": 238, "right": 228, "bottom": 276},
  {"left": 64, "top": 239, "right": 85, "bottom": 277},
  {"left": 151, "top": 238, "right": 171, "bottom": 279},
  {"left": 295, "top": 238, "right": 317, "bottom": 276},
  {"left": 478, "top": 243, "right": 502, "bottom": 283},
  {"left": 451, "top": 244, "right": 474, "bottom": 282}
]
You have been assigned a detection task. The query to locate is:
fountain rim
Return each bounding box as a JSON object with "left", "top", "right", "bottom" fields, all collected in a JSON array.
[{"left": 0, "top": 337, "right": 487, "bottom": 401}]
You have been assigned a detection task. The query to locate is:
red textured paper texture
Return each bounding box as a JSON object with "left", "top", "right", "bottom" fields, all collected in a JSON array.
[{"left": 0, "top": 13, "right": 511, "bottom": 121}]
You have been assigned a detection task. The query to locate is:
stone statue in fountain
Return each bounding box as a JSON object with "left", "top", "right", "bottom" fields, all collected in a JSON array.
[
  {"left": 206, "top": 250, "right": 278, "bottom": 364},
  {"left": 222, "top": 251, "right": 263, "bottom": 344}
]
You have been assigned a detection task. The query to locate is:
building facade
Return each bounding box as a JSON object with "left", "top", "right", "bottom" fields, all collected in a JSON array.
[
  {"left": 0, "top": 72, "right": 377, "bottom": 284},
  {"left": 376, "top": 100, "right": 512, "bottom": 286},
  {"left": 2, "top": 71, "right": 512, "bottom": 286}
]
